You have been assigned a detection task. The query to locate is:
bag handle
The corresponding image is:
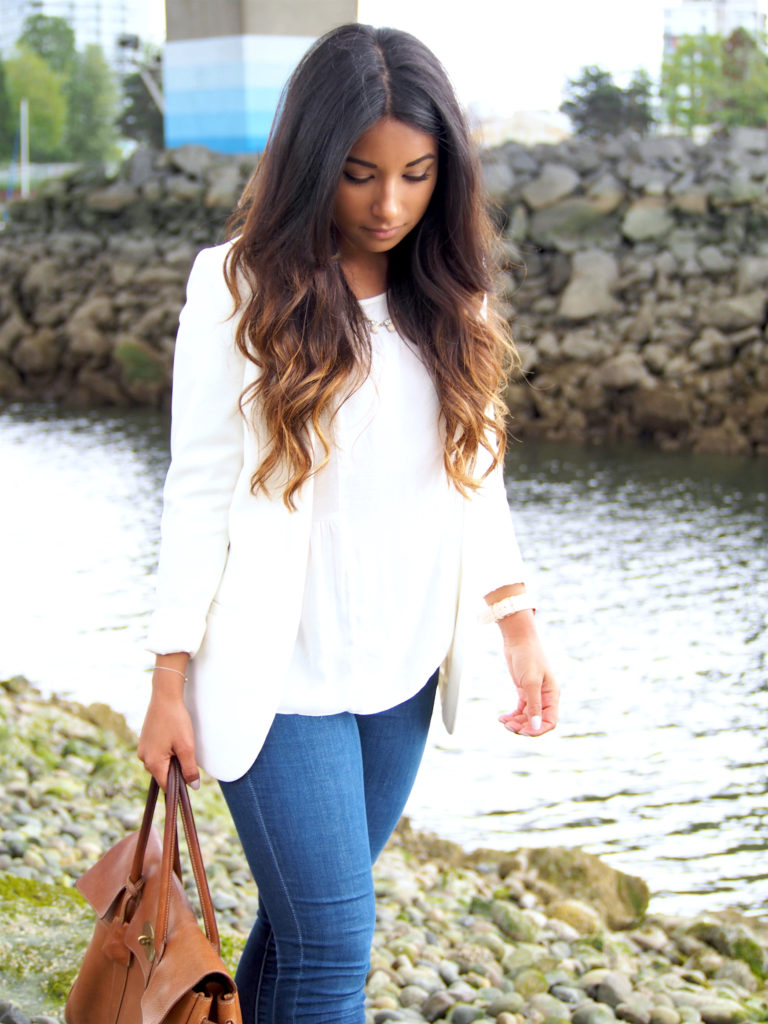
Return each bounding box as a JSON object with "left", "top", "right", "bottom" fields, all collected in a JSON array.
[{"left": 127, "top": 757, "right": 220, "bottom": 960}]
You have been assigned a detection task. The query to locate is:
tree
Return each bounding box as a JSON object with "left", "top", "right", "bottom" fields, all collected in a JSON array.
[
  {"left": 66, "top": 44, "right": 119, "bottom": 162},
  {"left": 623, "top": 70, "right": 656, "bottom": 135},
  {"left": 0, "top": 59, "right": 13, "bottom": 160},
  {"left": 561, "top": 66, "right": 655, "bottom": 138},
  {"left": 660, "top": 29, "right": 768, "bottom": 132},
  {"left": 718, "top": 28, "right": 768, "bottom": 127},
  {"left": 17, "top": 13, "right": 76, "bottom": 77},
  {"left": 118, "top": 47, "right": 164, "bottom": 149},
  {"left": 5, "top": 48, "right": 67, "bottom": 160}
]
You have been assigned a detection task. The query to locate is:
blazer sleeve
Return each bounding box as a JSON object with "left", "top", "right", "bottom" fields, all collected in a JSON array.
[
  {"left": 146, "top": 244, "right": 247, "bottom": 657},
  {"left": 467, "top": 455, "right": 528, "bottom": 598}
]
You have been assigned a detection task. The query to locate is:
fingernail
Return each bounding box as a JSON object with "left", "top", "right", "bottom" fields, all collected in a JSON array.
[
  {"left": 531, "top": 715, "right": 542, "bottom": 731},
  {"left": 191, "top": 778, "right": 200, "bottom": 790}
]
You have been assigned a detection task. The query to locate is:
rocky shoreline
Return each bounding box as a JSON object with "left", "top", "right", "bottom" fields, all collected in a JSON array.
[
  {"left": 2, "top": 674, "right": 768, "bottom": 1024},
  {"left": 1, "top": 130, "right": 768, "bottom": 456}
]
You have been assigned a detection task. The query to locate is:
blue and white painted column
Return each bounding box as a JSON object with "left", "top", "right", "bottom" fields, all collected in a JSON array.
[{"left": 163, "top": 0, "right": 358, "bottom": 153}]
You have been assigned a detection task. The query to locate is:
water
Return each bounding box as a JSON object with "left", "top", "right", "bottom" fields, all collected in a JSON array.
[{"left": 2, "top": 402, "right": 767, "bottom": 917}]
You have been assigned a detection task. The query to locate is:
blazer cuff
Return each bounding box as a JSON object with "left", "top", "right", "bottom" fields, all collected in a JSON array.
[{"left": 146, "top": 606, "right": 209, "bottom": 659}]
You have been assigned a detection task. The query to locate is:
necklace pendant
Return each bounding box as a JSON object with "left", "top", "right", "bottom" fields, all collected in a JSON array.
[{"left": 366, "top": 317, "right": 395, "bottom": 334}]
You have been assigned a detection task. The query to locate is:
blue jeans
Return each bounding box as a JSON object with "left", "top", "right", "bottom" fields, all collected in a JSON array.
[{"left": 219, "top": 672, "right": 438, "bottom": 1024}]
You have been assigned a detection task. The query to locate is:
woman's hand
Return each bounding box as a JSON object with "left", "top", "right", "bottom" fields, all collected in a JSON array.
[
  {"left": 498, "top": 629, "right": 559, "bottom": 736},
  {"left": 137, "top": 658, "right": 200, "bottom": 791},
  {"left": 484, "top": 587, "right": 559, "bottom": 737}
]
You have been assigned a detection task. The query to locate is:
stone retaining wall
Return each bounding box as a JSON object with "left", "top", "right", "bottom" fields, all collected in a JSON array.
[{"left": 1, "top": 133, "right": 767, "bottom": 455}]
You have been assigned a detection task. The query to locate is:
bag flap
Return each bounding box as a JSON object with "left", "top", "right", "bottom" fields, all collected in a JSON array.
[
  {"left": 75, "top": 826, "right": 162, "bottom": 919},
  {"left": 141, "top": 895, "right": 235, "bottom": 1024}
]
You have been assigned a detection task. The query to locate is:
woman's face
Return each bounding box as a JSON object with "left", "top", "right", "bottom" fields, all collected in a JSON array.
[{"left": 332, "top": 117, "right": 438, "bottom": 266}]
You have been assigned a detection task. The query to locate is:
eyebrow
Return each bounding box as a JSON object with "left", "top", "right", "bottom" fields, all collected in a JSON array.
[{"left": 345, "top": 153, "right": 436, "bottom": 169}]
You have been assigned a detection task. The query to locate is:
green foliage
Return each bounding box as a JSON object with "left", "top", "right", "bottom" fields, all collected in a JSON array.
[
  {"left": 66, "top": 43, "right": 119, "bottom": 162},
  {"left": 0, "top": 59, "right": 13, "bottom": 160},
  {"left": 17, "top": 13, "right": 76, "bottom": 76},
  {"left": 5, "top": 48, "right": 68, "bottom": 160},
  {"left": 661, "top": 29, "right": 768, "bottom": 131},
  {"left": 560, "top": 66, "right": 655, "bottom": 138}
]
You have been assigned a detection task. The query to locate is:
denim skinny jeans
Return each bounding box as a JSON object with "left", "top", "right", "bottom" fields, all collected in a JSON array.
[{"left": 219, "top": 671, "right": 439, "bottom": 1024}]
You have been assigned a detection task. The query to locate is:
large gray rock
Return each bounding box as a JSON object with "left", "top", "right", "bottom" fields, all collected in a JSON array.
[
  {"left": 708, "top": 292, "right": 766, "bottom": 331},
  {"left": 729, "top": 126, "right": 768, "bottom": 153},
  {"left": 593, "top": 352, "right": 654, "bottom": 390},
  {"left": 631, "top": 386, "right": 692, "bottom": 434},
  {"left": 169, "top": 143, "right": 215, "bottom": 178},
  {"left": 558, "top": 250, "right": 621, "bottom": 321},
  {"left": 523, "top": 847, "right": 649, "bottom": 929},
  {"left": 690, "top": 328, "right": 735, "bottom": 369},
  {"left": 10, "top": 330, "right": 60, "bottom": 374},
  {"left": 85, "top": 182, "right": 138, "bottom": 213},
  {"left": 522, "top": 162, "right": 581, "bottom": 209},
  {"left": 481, "top": 159, "right": 516, "bottom": 204},
  {"left": 736, "top": 256, "right": 768, "bottom": 292},
  {"left": 622, "top": 199, "right": 674, "bottom": 242},
  {"left": 530, "top": 198, "right": 619, "bottom": 250}
]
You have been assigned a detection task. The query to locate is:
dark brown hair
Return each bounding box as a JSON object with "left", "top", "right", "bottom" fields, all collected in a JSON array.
[{"left": 225, "top": 22, "right": 517, "bottom": 508}]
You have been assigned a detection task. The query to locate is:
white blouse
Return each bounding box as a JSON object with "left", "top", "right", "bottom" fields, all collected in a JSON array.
[{"left": 278, "top": 292, "right": 525, "bottom": 715}]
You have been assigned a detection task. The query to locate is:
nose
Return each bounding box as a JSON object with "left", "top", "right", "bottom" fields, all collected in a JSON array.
[{"left": 371, "top": 179, "right": 400, "bottom": 223}]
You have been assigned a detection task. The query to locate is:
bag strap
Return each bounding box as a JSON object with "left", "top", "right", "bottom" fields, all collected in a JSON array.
[
  {"left": 128, "top": 763, "right": 182, "bottom": 889},
  {"left": 155, "top": 757, "right": 221, "bottom": 960}
]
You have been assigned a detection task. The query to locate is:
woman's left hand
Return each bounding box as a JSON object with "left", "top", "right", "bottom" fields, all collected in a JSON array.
[{"left": 496, "top": 613, "right": 559, "bottom": 737}]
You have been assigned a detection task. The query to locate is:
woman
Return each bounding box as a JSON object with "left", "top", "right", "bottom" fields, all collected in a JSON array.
[{"left": 138, "top": 22, "right": 559, "bottom": 1024}]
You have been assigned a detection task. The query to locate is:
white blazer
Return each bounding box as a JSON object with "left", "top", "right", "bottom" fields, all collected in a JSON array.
[{"left": 147, "top": 243, "right": 526, "bottom": 782}]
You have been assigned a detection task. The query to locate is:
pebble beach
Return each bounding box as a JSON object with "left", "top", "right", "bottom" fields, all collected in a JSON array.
[{"left": 2, "top": 675, "right": 768, "bottom": 1024}]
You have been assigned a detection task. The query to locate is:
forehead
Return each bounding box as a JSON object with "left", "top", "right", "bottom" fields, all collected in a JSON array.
[{"left": 347, "top": 117, "right": 437, "bottom": 161}]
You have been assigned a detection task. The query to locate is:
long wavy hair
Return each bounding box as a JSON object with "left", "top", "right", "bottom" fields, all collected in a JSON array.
[{"left": 225, "top": 22, "right": 518, "bottom": 509}]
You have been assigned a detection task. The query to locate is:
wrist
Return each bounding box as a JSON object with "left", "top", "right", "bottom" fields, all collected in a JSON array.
[
  {"left": 151, "top": 654, "right": 189, "bottom": 696},
  {"left": 498, "top": 608, "right": 538, "bottom": 644}
]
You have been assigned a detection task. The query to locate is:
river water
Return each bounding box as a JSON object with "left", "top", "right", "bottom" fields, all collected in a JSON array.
[{"left": 2, "top": 402, "right": 767, "bottom": 917}]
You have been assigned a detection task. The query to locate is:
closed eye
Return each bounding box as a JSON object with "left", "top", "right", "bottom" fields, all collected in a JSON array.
[
  {"left": 343, "top": 171, "right": 373, "bottom": 184},
  {"left": 404, "top": 172, "right": 430, "bottom": 182}
]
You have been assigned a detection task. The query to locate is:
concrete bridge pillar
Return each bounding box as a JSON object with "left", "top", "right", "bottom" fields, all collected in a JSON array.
[{"left": 164, "top": 0, "right": 358, "bottom": 152}]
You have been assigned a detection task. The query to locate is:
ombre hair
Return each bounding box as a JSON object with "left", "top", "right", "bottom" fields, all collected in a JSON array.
[{"left": 225, "top": 22, "right": 518, "bottom": 508}]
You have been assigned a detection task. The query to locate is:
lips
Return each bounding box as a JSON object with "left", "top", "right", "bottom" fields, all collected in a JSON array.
[{"left": 363, "top": 226, "right": 403, "bottom": 240}]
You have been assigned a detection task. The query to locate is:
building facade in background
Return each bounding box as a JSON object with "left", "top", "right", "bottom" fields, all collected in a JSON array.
[
  {"left": 0, "top": 0, "right": 140, "bottom": 69},
  {"left": 664, "top": 0, "right": 767, "bottom": 53},
  {"left": 164, "top": 0, "right": 357, "bottom": 153}
]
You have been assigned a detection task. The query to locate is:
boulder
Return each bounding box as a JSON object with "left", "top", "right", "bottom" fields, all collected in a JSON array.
[
  {"left": 523, "top": 847, "right": 649, "bottom": 929},
  {"left": 558, "top": 250, "right": 621, "bottom": 320},
  {"left": 169, "top": 143, "right": 215, "bottom": 178},
  {"left": 690, "top": 328, "right": 735, "bottom": 369},
  {"left": 113, "top": 334, "right": 171, "bottom": 404},
  {"left": 593, "top": 352, "right": 654, "bottom": 390},
  {"left": 206, "top": 164, "right": 243, "bottom": 208},
  {"left": 622, "top": 199, "right": 674, "bottom": 242},
  {"left": 85, "top": 182, "right": 138, "bottom": 213},
  {"left": 10, "top": 330, "right": 60, "bottom": 375},
  {"left": 708, "top": 292, "right": 766, "bottom": 331},
  {"left": 522, "top": 162, "right": 581, "bottom": 209},
  {"left": 481, "top": 159, "right": 516, "bottom": 205},
  {"left": 631, "top": 386, "right": 692, "bottom": 435}
]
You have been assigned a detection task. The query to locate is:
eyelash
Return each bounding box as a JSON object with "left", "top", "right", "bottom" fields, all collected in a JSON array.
[{"left": 343, "top": 171, "right": 431, "bottom": 185}]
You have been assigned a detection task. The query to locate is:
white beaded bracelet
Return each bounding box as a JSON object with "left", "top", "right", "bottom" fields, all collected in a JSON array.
[{"left": 481, "top": 593, "right": 536, "bottom": 624}]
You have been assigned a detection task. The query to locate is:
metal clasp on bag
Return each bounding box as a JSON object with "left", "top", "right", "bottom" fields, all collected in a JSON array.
[{"left": 138, "top": 921, "right": 155, "bottom": 962}]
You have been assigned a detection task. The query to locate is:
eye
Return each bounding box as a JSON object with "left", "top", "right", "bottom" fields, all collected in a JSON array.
[
  {"left": 404, "top": 172, "right": 430, "bottom": 183},
  {"left": 343, "top": 171, "right": 373, "bottom": 184}
]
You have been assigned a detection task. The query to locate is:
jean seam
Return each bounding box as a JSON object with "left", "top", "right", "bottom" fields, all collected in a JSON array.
[{"left": 244, "top": 771, "right": 304, "bottom": 1024}]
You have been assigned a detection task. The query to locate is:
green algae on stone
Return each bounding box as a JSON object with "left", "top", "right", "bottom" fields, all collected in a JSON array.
[{"left": 0, "top": 872, "right": 91, "bottom": 1013}]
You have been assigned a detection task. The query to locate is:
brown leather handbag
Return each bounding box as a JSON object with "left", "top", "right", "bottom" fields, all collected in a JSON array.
[{"left": 65, "top": 757, "right": 242, "bottom": 1024}]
